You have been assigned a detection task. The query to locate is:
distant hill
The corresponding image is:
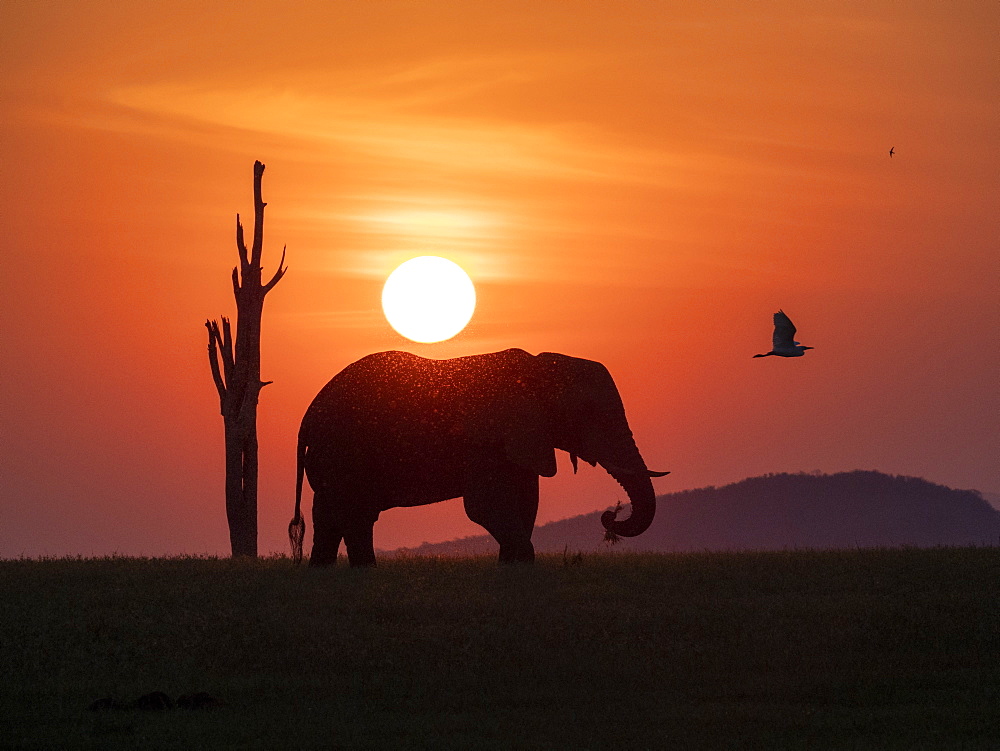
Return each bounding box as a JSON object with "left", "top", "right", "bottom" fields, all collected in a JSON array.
[{"left": 392, "top": 471, "right": 1000, "bottom": 556}]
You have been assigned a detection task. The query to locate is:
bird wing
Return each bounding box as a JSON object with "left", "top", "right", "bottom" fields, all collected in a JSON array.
[{"left": 772, "top": 309, "right": 797, "bottom": 348}]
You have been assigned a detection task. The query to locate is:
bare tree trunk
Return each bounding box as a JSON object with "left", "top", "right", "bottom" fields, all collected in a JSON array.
[{"left": 206, "top": 161, "right": 286, "bottom": 557}]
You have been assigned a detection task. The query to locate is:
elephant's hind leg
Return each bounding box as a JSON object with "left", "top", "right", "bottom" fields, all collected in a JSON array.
[
  {"left": 310, "top": 492, "right": 378, "bottom": 567},
  {"left": 343, "top": 522, "right": 377, "bottom": 568},
  {"left": 309, "top": 491, "right": 343, "bottom": 567},
  {"left": 309, "top": 528, "right": 343, "bottom": 567},
  {"left": 464, "top": 461, "right": 539, "bottom": 564}
]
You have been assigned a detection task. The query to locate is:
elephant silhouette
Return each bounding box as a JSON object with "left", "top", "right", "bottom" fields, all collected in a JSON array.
[{"left": 289, "top": 349, "right": 667, "bottom": 566}]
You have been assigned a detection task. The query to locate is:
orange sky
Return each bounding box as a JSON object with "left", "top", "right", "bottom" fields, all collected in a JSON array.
[{"left": 3, "top": 1, "right": 997, "bottom": 557}]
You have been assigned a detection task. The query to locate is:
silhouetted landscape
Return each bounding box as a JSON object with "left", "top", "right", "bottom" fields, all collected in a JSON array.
[
  {"left": 393, "top": 471, "right": 999, "bottom": 556},
  {"left": 7, "top": 549, "right": 1000, "bottom": 748}
]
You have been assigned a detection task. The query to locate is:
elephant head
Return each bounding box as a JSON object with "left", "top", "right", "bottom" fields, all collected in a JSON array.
[{"left": 503, "top": 351, "right": 668, "bottom": 539}]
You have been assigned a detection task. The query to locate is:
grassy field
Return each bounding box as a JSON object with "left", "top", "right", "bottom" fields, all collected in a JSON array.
[{"left": 3, "top": 548, "right": 1000, "bottom": 749}]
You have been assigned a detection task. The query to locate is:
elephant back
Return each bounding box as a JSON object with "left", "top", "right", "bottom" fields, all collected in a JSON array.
[{"left": 298, "top": 349, "right": 537, "bottom": 484}]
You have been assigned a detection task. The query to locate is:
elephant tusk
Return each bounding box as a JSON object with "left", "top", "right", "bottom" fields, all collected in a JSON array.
[{"left": 600, "top": 460, "right": 670, "bottom": 478}]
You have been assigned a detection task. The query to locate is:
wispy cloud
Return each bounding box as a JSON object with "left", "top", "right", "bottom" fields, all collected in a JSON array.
[
  {"left": 102, "top": 54, "right": 699, "bottom": 187},
  {"left": 94, "top": 55, "right": 731, "bottom": 288}
]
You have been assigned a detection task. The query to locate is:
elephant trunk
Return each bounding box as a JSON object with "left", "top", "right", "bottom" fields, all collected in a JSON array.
[{"left": 602, "top": 469, "right": 657, "bottom": 538}]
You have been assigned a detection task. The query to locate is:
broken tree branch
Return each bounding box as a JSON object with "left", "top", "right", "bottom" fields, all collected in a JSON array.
[
  {"left": 206, "top": 320, "right": 226, "bottom": 407},
  {"left": 250, "top": 161, "right": 266, "bottom": 267},
  {"left": 236, "top": 213, "right": 249, "bottom": 268},
  {"left": 263, "top": 245, "right": 287, "bottom": 293}
]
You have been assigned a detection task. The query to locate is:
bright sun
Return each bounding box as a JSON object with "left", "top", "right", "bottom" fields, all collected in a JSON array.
[{"left": 381, "top": 256, "right": 476, "bottom": 343}]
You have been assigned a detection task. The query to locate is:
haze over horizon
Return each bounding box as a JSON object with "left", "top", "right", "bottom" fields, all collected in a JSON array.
[{"left": 3, "top": 1, "right": 997, "bottom": 557}]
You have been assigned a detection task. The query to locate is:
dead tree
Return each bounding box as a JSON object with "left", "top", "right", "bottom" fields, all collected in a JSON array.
[{"left": 206, "top": 161, "right": 286, "bottom": 557}]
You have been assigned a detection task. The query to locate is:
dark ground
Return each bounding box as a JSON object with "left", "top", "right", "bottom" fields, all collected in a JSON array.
[{"left": 3, "top": 548, "right": 1000, "bottom": 749}]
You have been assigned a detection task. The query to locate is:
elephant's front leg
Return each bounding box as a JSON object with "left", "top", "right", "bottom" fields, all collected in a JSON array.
[{"left": 464, "top": 460, "right": 539, "bottom": 563}]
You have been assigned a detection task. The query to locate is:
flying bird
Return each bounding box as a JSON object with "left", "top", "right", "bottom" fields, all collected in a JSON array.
[
  {"left": 753, "top": 310, "right": 814, "bottom": 358},
  {"left": 889, "top": 146, "right": 895, "bottom": 157}
]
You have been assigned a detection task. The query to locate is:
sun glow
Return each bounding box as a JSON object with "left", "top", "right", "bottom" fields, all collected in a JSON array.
[{"left": 381, "top": 256, "right": 476, "bottom": 343}]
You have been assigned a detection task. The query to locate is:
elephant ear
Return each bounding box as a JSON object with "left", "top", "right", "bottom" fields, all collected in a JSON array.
[{"left": 502, "top": 400, "right": 558, "bottom": 478}]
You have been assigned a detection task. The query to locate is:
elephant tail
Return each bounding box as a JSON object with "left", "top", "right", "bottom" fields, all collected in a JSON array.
[{"left": 288, "top": 437, "right": 307, "bottom": 565}]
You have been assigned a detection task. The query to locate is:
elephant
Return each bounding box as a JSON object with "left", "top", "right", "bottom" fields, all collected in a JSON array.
[{"left": 288, "top": 348, "right": 668, "bottom": 566}]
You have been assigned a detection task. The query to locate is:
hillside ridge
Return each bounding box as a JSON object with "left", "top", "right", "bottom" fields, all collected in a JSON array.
[{"left": 390, "top": 470, "right": 998, "bottom": 556}]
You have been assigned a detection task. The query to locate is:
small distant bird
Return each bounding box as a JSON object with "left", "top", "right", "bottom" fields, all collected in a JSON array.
[
  {"left": 753, "top": 310, "right": 814, "bottom": 358},
  {"left": 889, "top": 146, "right": 895, "bottom": 158}
]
